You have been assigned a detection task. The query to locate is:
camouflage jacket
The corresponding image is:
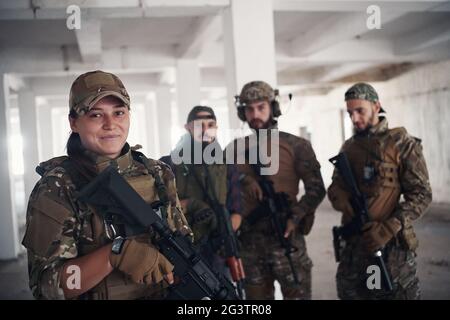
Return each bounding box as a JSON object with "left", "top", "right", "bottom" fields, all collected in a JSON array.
[
  {"left": 21, "top": 144, "right": 191, "bottom": 299},
  {"left": 327, "top": 118, "right": 432, "bottom": 248},
  {"left": 160, "top": 136, "right": 242, "bottom": 243},
  {"left": 228, "top": 125, "right": 326, "bottom": 235}
]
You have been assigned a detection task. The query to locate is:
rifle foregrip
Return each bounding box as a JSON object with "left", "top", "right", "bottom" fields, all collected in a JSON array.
[{"left": 226, "top": 257, "right": 246, "bottom": 282}]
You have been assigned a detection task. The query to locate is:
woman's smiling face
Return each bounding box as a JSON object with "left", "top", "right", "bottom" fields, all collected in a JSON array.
[{"left": 69, "top": 95, "right": 130, "bottom": 159}]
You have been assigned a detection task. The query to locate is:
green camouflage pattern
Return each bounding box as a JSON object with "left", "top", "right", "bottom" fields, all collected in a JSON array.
[
  {"left": 173, "top": 163, "right": 227, "bottom": 244},
  {"left": 344, "top": 82, "right": 379, "bottom": 102}
]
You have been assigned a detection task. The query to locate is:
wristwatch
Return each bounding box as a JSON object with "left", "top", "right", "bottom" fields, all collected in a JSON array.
[{"left": 111, "top": 236, "right": 125, "bottom": 255}]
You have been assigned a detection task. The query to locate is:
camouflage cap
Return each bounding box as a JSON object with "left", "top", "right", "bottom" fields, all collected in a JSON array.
[
  {"left": 239, "top": 81, "right": 275, "bottom": 105},
  {"left": 69, "top": 70, "right": 130, "bottom": 115},
  {"left": 345, "top": 82, "right": 386, "bottom": 113},
  {"left": 344, "top": 82, "right": 379, "bottom": 102}
]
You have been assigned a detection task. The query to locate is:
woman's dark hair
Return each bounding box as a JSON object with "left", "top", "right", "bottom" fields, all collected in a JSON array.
[{"left": 66, "top": 110, "right": 84, "bottom": 157}]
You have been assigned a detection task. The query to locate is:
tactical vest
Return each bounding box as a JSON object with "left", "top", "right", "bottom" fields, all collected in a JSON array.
[
  {"left": 342, "top": 128, "right": 404, "bottom": 223},
  {"left": 36, "top": 152, "right": 175, "bottom": 300},
  {"left": 231, "top": 131, "right": 308, "bottom": 236},
  {"left": 174, "top": 163, "right": 228, "bottom": 208}
]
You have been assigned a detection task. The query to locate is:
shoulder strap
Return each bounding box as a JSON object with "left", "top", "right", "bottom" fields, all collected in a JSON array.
[
  {"left": 60, "top": 158, "right": 93, "bottom": 191},
  {"left": 131, "top": 150, "right": 170, "bottom": 220},
  {"left": 35, "top": 156, "right": 69, "bottom": 177}
]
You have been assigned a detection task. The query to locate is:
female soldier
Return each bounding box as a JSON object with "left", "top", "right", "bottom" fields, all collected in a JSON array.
[{"left": 21, "top": 70, "right": 191, "bottom": 300}]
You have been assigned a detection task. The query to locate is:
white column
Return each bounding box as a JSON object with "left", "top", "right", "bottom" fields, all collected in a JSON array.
[
  {"left": 0, "top": 74, "right": 20, "bottom": 259},
  {"left": 175, "top": 59, "right": 201, "bottom": 127},
  {"left": 223, "top": 0, "right": 277, "bottom": 129},
  {"left": 155, "top": 87, "right": 173, "bottom": 157},
  {"left": 37, "top": 102, "right": 54, "bottom": 161},
  {"left": 18, "top": 90, "right": 40, "bottom": 201}
]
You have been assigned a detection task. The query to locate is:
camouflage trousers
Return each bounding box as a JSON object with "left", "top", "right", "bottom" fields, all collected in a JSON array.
[
  {"left": 239, "top": 231, "right": 313, "bottom": 300},
  {"left": 336, "top": 237, "right": 420, "bottom": 300}
]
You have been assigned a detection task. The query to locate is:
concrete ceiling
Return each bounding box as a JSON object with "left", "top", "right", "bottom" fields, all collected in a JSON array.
[
  {"left": 0, "top": 0, "right": 450, "bottom": 95},
  {"left": 101, "top": 17, "right": 198, "bottom": 47},
  {"left": 273, "top": 12, "right": 334, "bottom": 42},
  {"left": 360, "top": 12, "right": 450, "bottom": 39},
  {"left": 0, "top": 19, "right": 77, "bottom": 46}
]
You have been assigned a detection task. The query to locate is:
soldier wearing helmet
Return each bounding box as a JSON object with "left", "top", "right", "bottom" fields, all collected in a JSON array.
[
  {"left": 22, "top": 70, "right": 192, "bottom": 300},
  {"left": 227, "top": 81, "right": 326, "bottom": 299}
]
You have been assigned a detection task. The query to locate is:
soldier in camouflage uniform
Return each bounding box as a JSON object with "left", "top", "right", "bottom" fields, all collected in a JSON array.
[
  {"left": 328, "top": 82, "right": 432, "bottom": 300},
  {"left": 21, "top": 70, "right": 192, "bottom": 300},
  {"left": 229, "top": 81, "right": 326, "bottom": 300},
  {"left": 160, "top": 106, "right": 242, "bottom": 279}
]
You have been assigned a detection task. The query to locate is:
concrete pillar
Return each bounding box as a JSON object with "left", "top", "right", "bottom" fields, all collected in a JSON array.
[
  {"left": 18, "top": 90, "right": 40, "bottom": 201},
  {"left": 175, "top": 59, "right": 201, "bottom": 127},
  {"left": 0, "top": 74, "right": 20, "bottom": 259},
  {"left": 155, "top": 87, "right": 173, "bottom": 157},
  {"left": 37, "top": 102, "right": 54, "bottom": 161},
  {"left": 223, "top": 0, "right": 277, "bottom": 129}
]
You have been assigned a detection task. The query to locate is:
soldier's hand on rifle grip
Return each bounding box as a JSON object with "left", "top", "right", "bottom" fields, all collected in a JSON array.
[
  {"left": 361, "top": 218, "right": 402, "bottom": 252},
  {"left": 284, "top": 218, "right": 297, "bottom": 238},
  {"left": 109, "top": 237, "right": 174, "bottom": 285},
  {"left": 164, "top": 271, "right": 175, "bottom": 285}
]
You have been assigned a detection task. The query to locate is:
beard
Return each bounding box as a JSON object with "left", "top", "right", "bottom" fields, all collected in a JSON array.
[
  {"left": 355, "top": 109, "right": 377, "bottom": 135},
  {"left": 192, "top": 132, "right": 215, "bottom": 144},
  {"left": 201, "top": 140, "right": 212, "bottom": 150},
  {"left": 249, "top": 118, "right": 270, "bottom": 130},
  {"left": 191, "top": 133, "right": 216, "bottom": 149},
  {"left": 188, "top": 136, "right": 217, "bottom": 163}
]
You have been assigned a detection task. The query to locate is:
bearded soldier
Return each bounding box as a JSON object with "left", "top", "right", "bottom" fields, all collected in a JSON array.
[
  {"left": 229, "top": 81, "right": 326, "bottom": 300},
  {"left": 328, "top": 82, "right": 432, "bottom": 300},
  {"left": 160, "top": 106, "right": 244, "bottom": 296}
]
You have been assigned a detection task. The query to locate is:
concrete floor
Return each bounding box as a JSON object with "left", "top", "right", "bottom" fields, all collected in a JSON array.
[
  {"left": 305, "top": 201, "right": 450, "bottom": 300},
  {"left": 1, "top": 200, "right": 449, "bottom": 300}
]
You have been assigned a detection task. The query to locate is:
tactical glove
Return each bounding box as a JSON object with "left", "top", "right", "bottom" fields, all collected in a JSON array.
[
  {"left": 361, "top": 217, "right": 402, "bottom": 252},
  {"left": 109, "top": 237, "right": 173, "bottom": 285},
  {"left": 186, "top": 199, "right": 217, "bottom": 242}
]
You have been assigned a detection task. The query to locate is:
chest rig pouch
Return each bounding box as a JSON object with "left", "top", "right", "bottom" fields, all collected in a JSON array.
[
  {"left": 344, "top": 131, "right": 401, "bottom": 220},
  {"left": 175, "top": 162, "right": 228, "bottom": 207},
  {"left": 58, "top": 153, "right": 172, "bottom": 299}
]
